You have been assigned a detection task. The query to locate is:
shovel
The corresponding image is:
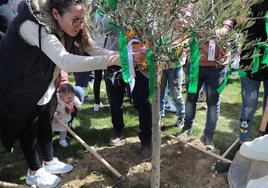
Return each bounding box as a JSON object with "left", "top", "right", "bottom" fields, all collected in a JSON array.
[
  {"left": 258, "top": 97, "right": 268, "bottom": 137},
  {"left": 55, "top": 117, "right": 126, "bottom": 186},
  {"left": 161, "top": 131, "right": 232, "bottom": 163},
  {"left": 210, "top": 138, "right": 239, "bottom": 173}
]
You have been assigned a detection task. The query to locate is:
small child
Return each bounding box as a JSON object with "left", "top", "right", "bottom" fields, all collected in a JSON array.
[{"left": 52, "top": 83, "right": 82, "bottom": 147}]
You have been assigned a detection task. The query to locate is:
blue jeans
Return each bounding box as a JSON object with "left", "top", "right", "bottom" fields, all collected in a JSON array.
[
  {"left": 160, "top": 67, "right": 185, "bottom": 119},
  {"left": 184, "top": 66, "right": 227, "bottom": 139},
  {"left": 74, "top": 86, "right": 85, "bottom": 103},
  {"left": 239, "top": 77, "right": 268, "bottom": 142}
]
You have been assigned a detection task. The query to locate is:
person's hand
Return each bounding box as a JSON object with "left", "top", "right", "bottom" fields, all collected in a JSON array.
[
  {"left": 107, "top": 55, "right": 120, "bottom": 67},
  {"left": 133, "top": 48, "right": 147, "bottom": 65}
]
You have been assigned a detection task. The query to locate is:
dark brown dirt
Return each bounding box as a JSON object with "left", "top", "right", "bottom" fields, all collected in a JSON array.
[{"left": 59, "top": 137, "right": 228, "bottom": 188}]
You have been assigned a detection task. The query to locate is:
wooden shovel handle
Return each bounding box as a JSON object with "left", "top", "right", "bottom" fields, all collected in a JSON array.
[
  {"left": 161, "top": 131, "right": 232, "bottom": 164},
  {"left": 259, "top": 97, "right": 268, "bottom": 132},
  {"left": 0, "top": 181, "right": 28, "bottom": 187},
  {"left": 55, "top": 117, "right": 122, "bottom": 178}
]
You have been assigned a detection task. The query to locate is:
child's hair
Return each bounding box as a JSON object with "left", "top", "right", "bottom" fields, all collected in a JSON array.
[{"left": 58, "top": 83, "right": 75, "bottom": 96}]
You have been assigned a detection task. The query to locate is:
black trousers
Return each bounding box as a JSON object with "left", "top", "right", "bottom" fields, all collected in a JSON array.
[
  {"left": 105, "top": 68, "right": 152, "bottom": 146},
  {"left": 94, "top": 70, "right": 103, "bottom": 104},
  {"left": 20, "top": 103, "right": 54, "bottom": 171}
]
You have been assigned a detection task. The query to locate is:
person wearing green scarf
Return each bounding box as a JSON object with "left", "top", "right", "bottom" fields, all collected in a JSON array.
[
  {"left": 178, "top": 3, "right": 232, "bottom": 151},
  {"left": 239, "top": 1, "right": 268, "bottom": 143},
  {"left": 95, "top": 2, "right": 152, "bottom": 158}
]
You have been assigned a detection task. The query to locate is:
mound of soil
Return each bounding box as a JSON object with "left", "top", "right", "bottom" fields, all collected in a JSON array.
[{"left": 59, "top": 137, "right": 228, "bottom": 188}]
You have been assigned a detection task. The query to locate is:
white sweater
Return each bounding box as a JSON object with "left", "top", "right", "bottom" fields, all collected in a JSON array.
[{"left": 19, "top": 20, "right": 118, "bottom": 105}]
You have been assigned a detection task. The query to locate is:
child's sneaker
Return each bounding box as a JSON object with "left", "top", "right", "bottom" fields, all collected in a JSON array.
[
  {"left": 26, "top": 168, "right": 60, "bottom": 188},
  {"left": 43, "top": 157, "right": 73, "bottom": 174},
  {"left": 59, "top": 139, "right": 68, "bottom": 148}
]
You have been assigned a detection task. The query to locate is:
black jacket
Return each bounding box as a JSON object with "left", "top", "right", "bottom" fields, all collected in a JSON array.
[
  {"left": 0, "top": 0, "right": 9, "bottom": 6},
  {"left": 240, "top": 1, "right": 268, "bottom": 81},
  {"left": 0, "top": 1, "right": 56, "bottom": 151}
]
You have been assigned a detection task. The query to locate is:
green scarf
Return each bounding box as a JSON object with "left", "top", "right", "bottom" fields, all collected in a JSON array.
[
  {"left": 187, "top": 31, "right": 200, "bottom": 94},
  {"left": 119, "top": 32, "right": 131, "bottom": 83},
  {"left": 146, "top": 50, "right": 155, "bottom": 99},
  {"left": 216, "top": 68, "right": 246, "bottom": 94}
]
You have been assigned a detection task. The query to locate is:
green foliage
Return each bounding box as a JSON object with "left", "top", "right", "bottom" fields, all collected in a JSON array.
[{"left": 94, "top": 0, "right": 262, "bottom": 64}]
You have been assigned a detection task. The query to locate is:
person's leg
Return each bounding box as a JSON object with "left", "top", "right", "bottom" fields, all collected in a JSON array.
[
  {"left": 263, "top": 80, "right": 268, "bottom": 134},
  {"left": 59, "top": 131, "right": 68, "bottom": 147},
  {"left": 183, "top": 66, "right": 204, "bottom": 131},
  {"left": 168, "top": 67, "right": 185, "bottom": 124},
  {"left": 160, "top": 70, "right": 168, "bottom": 118},
  {"left": 73, "top": 85, "right": 85, "bottom": 103},
  {"left": 159, "top": 70, "right": 168, "bottom": 130},
  {"left": 132, "top": 71, "right": 152, "bottom": 147},
  {"left": 203, "top": 66, "right": 227, "bottom": 139},
  {"left": 37, "top": 104, "right": 54, "bottom": 162},
  {"left": 106, "top": 69, "right": 126, "bottom": 138},
  {"left": 164, "top": 89, "right": 168, "bottom": 104},
  {"left": 239, "top": 76, "right": 260, "bottom": 142},
  {"left": 93, "top": 70, "right": 103, "bottom": 105},
  {"left": 20, "top": 117, "right": 42, "bottom": 171},
  {"left": 19, "top": 104, "right": 53, "bottom": 171},
  {"left": 262, "top": 80, "right": 268, "bottom": 112},
  {"left": 37, "top": 103, "right": 73, "bottom": 174},
  {"left": 19, "top": 105, "right": 60, "bottom": 187}
]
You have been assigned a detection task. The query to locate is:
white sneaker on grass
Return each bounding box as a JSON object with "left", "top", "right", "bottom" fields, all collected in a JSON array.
[
  {"left": 43, "top": 157, "right": 73, "bottom": 174},
  {"left": 26, "top": 168, "right": 60, "bottom": 188},
  {"left": 59, "top": 139, "right": 68, "bottom": 148},
  {"left": 93, "top": 103, "right": 103, "bottom": 111}
]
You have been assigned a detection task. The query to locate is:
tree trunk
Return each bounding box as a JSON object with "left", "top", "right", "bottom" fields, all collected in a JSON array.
[{"left": 151, "top": 66, "right": 161, "bottom": 188}]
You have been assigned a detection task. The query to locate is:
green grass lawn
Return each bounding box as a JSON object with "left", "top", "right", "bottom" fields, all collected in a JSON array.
[{"left": 0, "top": 76, "right": 265, "bottom": 184}]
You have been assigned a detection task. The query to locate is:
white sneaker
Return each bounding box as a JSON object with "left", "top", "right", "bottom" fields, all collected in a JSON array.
[
  {"left": 26, "top": 168, "right": 60, "bottom": 188},
  {"left": 43, "top": 157, "right": 73, "bottom": 174},
  {"left": 240, "top": 135, "right": 268, "bottom": 162},
  {"left": 165, "top": 101, "right": 176, "bottom": 112},
  {"left": 59, "top": 139, "right": 68, "bottom": 148},
  {"left": 93, "top": 103, "right": 103, "bottom": 111}
]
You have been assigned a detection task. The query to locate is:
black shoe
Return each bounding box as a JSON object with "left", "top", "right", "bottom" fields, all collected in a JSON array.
[
  {"left": 214, "top": 161, "right": 231, "bottom": 173},
  {"left": 140, "top": 145, "right": 152, "bottom": 158},
  {"left": 200, "top": 134, "right": 215, "bottom": 150},
  {"left": 109, "top": 132, "right": 123, "bottom": 146},
  {"left": 174, "top": 118, "right": 185, "bottom": 129}
]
